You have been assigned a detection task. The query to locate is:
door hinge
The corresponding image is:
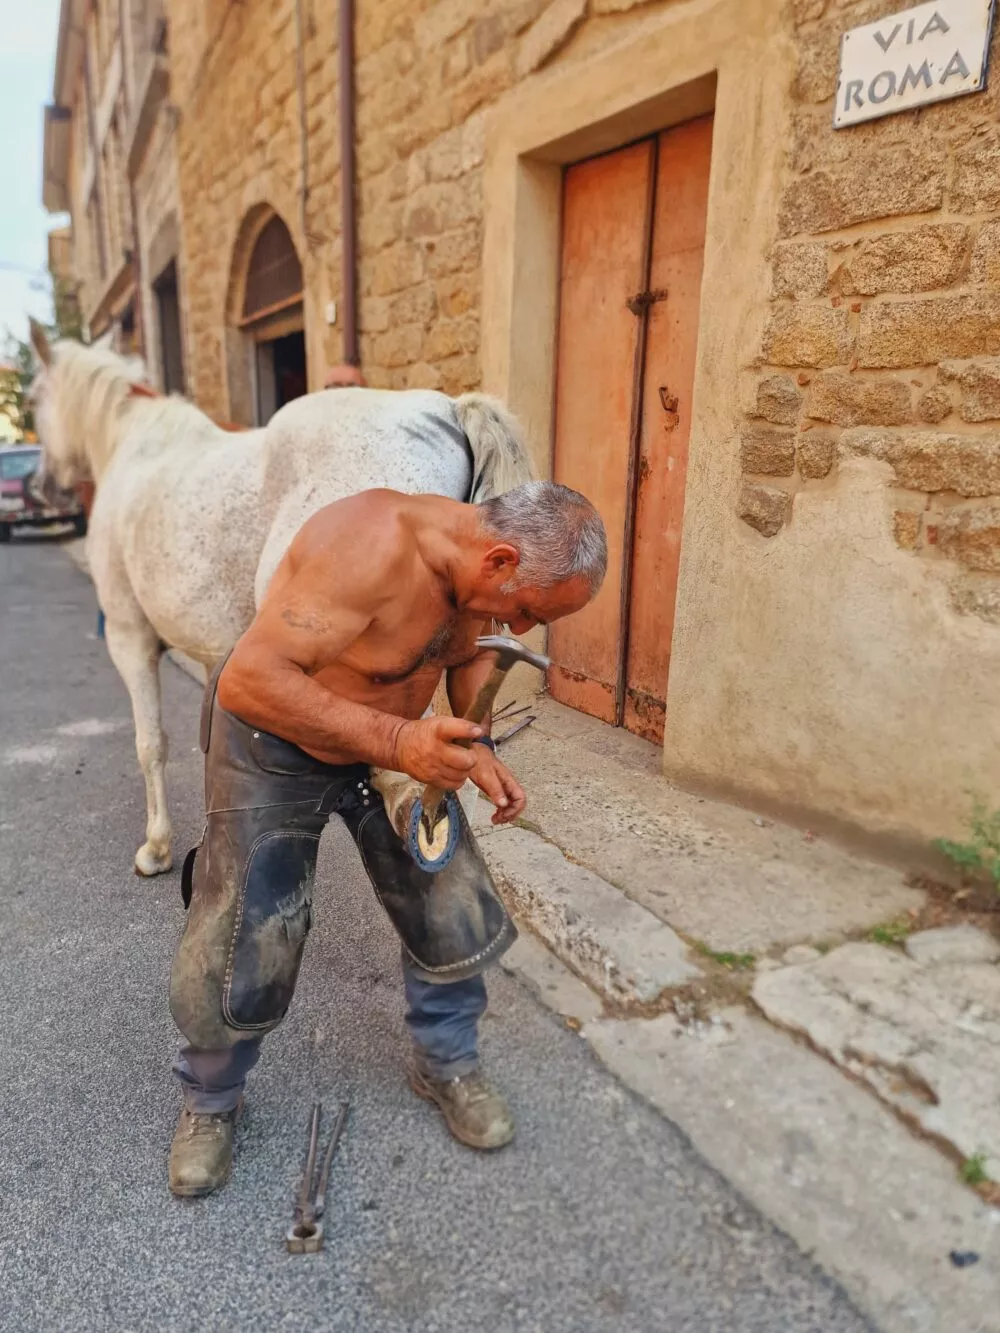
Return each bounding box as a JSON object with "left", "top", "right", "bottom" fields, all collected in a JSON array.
[{"left": 626, "top": 288, "right": 668, "bottom": 316}]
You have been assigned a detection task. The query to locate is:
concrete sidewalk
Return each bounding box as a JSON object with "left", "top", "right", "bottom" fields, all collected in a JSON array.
[
  {"left": 62, "top": 535, "right": 1000, "bottom": 1331},
  {"left": 480, "top": 701, "right": 1000, "bottom": 1333}
]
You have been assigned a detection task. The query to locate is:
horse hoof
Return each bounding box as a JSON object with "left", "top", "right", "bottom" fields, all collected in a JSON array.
[{"left": 135, "top": 844, "right": 173, "bottom": 877}]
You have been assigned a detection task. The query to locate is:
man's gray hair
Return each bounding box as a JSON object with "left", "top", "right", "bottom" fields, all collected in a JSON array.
[{"left": 478, "top": 481, "right": 608, "bottom": 593}]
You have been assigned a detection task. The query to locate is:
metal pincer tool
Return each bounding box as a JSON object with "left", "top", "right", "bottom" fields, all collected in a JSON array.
[{"left": 286, "top": 1101, "right": 349, "bottom": 1254}]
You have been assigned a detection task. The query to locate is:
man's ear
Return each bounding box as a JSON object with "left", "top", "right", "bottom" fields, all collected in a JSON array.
[{"left": 482, "top": 543, "right": 520, "bottom": 577}]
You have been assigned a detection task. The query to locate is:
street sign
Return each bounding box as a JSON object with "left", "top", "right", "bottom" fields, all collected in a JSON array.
[{"left": 834, "top": 0, "right": 995, "bottom": 128}]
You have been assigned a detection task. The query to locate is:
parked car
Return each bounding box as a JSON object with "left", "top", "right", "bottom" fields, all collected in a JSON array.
[{"left": 0, "top": 445, "right": 87, "bottom": 543}]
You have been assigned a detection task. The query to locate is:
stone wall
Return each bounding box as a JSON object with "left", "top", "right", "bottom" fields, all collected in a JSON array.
[
  {"left": 133, "top": 102, "right": 183, "bottom": 381},
  {"left": 165, "top": 0, "right": 673, "bottom": 416},
  {"left": 739, "top": 0, "right": 1000, "bottom": 625}
]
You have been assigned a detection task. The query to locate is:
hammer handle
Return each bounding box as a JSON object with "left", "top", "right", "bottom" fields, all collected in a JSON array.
[{"left": 420, "top": 665, "right": 507, "bottom": 828}]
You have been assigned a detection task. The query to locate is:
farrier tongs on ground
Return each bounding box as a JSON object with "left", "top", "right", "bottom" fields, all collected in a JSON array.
[{"left": 286, "top": 1101, "right": 349, "bottom": 1254}]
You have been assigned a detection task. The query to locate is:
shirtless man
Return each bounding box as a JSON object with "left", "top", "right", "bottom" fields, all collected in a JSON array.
[{"left": 167, "top": 480, "right": 607, "bottom": 1196}]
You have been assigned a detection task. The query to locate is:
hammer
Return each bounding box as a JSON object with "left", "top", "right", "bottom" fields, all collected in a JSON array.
[{"left": 417, "top": 634, "right": 551, "bottom": 850}]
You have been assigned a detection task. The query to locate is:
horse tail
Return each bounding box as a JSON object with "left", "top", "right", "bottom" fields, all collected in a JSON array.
[{"left": 454, "top": 393, "right": 534, "bottom": 503}]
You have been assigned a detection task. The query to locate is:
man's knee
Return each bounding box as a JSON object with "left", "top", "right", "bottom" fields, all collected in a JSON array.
[{"left": 170, "top": 825, "right": 320, "bottom": 1047}]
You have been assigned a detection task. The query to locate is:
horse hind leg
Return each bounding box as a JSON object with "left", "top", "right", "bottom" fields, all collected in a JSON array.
[{"left": 104, "top": 617, "right": 173, "bottom": 876}]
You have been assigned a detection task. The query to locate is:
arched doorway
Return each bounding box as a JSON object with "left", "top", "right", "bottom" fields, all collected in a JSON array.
[{"left": 231, "top": 211, "right": 308, "bottom": 424}]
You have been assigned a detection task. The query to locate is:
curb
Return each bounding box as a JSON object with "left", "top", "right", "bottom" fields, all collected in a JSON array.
[{"left": 482, "top": 824, "right": 701, "bottom": 1006}]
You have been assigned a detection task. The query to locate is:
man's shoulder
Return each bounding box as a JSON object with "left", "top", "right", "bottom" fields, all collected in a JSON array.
[{"left": 293, "top": 491, "right": 414, "bottom": 572}]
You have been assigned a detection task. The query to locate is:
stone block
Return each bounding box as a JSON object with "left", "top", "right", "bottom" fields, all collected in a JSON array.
[
  {"left": 905, "top": 925, "right": 1000, "bottom": 967},
  {"left": 793, "top": 27, "right": 839, "bottom": 103},
  {"left": 839, "top": 225, "right": 968, "bottom": 296},
  {"left": 738, "top": 483, "right": 792, "bottom": 537},
  {"left": 592, "top": 0, "right": 658, "bottom": 10},
  {"left": 437, "top": 351, "right": 480, "bottom": 396},
  {"left": 917, "top": 386, "right": 953, "bottom": 424},
  {"left": 778, "top": 149, "right": 944, "bottom": 236},
  {"left": 762, "top": 305, "right": 852, "bottom": 368},
  {"left": 971, "top": 220, "right": 1000, "bottom": 286},
  {"left": 805, "top": 372, "right": 911, "bottom": 427},
  {"left": 892, "top": 510, "right": 921, "bottom": 549},
  {"left": 370, "top": 322, "right": 426, "bottom": 368},
  {"left": 939, "top": 359, "right": 1000, "bottom": 423},
  {"left": 422, "top": 223, "right": 482, "bottom": 278},
  {"left": 404, "top": 360, "right": 444, "bottom": 391},
  {"left": 359, "top": 295, "right": 391, "bottom": 334},
  {"left": 951, "top": 576, "right": 1000, "bottom": 622},
  {"left": 740, "top": 423, "right": 796, "bottom": 475},
  {"left": 951, "top": 128, "right": 1000, "bottom": 213},
  {"left": 771, "top": 242, "right": 828, "bottom": 298},
  {"left": 473, "top": 13, "right": 506, "bottom": 63},
  {"left": 798, "top": 430, "right": 838, "bottom": 479},
  {"left": 368, "top": 243, "right": 425, "bottom": 296},
  {"left": 425, "top": 126, "right": 464, "bottom": 182},
  {"left": 756, "top": 374, "right": 802, "bottom": 425},
  {"left": 516, "top": 0, "right": 587, "bottom": 77},
  {"left": 425, "top": 319, "right": 466, "bottom": 361},
  {"left": 939, "top": 503, "right": 1000, "bottom": 573},
  {"left": 388, "top": 284, "right": 438, "bottom": 328},
  {"left": 858, "top": 294, "right": 1000, "bottom": 368},
  {"left": 435, "top": 273, "right": 479, "bottom": 317},
  {"left": 842, "top": 428, "right": 1000, "bottom": 497}
]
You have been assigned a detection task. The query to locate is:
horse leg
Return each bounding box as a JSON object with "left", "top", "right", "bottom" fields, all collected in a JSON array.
[{"left": 104, "top": 617, "right": 173, "bottom": 876}]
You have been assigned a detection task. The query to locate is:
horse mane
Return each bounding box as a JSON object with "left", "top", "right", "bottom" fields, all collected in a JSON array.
[{"left": 49, "top": 340, "right": 212, "bottom": 479}]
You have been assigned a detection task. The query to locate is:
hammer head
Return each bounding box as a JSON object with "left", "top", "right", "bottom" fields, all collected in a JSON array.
[{"left": 475, "top": 634, "right": 551, "bottom": 673}]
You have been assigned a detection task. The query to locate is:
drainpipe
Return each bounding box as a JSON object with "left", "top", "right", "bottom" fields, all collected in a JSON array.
[
  {"left": 294, "top": 0, "right": 309, "bottom": 248},
  {"left": 338, "top": 0, "right": 359, "bottom": 368}
]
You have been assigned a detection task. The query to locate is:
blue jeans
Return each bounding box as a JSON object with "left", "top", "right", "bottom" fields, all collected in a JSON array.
[{"left": 173, "top": 955, "right": 487, "bottom": 1113}]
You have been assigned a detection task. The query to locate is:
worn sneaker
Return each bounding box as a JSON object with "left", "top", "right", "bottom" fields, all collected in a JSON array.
[
  {"left": 408, "top": 1068, "right": 515, "bottom": 1150},
  {"left": 168, "top": 1099, "right": 243, "bottom": 1198}
]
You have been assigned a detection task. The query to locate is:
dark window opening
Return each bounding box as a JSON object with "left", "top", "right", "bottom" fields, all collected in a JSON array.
[
  {"left": 255, "top": 329, "right": 306, "bottom": 424},
  {"left": 153, "top": 260, "right": 186, "bottom": 395}
]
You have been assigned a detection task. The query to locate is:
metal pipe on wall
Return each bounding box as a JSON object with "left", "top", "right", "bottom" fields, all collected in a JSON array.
[
  {"left": 338, "top": 0, "right": 359, "bottom": 367},
  {"left": 294, "top": 0, "right": 309, "bottom": 248}
]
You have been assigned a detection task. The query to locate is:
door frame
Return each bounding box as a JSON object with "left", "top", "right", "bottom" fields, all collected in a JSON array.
[{"left": 478, "top": 2, "right": 794, "bottom": 730}]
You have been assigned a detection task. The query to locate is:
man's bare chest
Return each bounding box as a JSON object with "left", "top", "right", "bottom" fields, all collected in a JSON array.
[{"left": 339, "top": 615, "right": 482, "bottom": 685}]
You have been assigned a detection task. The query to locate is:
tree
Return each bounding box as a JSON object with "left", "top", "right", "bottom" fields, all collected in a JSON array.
[
  {"left": 0, "top": 337, "right": 35, "bottom": 440},
  {"left": 0, "top": 265, "right": 83, "bottom": 442}
]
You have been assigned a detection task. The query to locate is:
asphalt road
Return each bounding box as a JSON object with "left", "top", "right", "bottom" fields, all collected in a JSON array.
[{"left": 0, "top": 540, "right": 873, "bottom": 1333}]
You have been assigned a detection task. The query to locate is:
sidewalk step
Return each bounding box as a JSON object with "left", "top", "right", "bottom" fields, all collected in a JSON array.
[{"left": 482, "top": 825, "right": 701, "bottom": 1005}]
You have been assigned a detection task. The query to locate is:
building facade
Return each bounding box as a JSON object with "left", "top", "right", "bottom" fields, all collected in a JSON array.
[
  {"left": 44, "top": 0, "right": 185, "bottom": 391},
  {"left": 46, "top": 0, "right": 1000, "bottom": 859}
]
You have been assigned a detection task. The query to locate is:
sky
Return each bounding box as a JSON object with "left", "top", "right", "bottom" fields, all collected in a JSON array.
[{"left": 0, "top": 0, "right": 66, "bottom": 346}]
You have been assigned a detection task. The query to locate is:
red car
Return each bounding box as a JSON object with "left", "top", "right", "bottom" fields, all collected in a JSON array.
[{"left": 0, "top": 445, "right": 87, "bottom": 543}]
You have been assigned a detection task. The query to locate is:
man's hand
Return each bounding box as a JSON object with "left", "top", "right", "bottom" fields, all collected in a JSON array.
[
  {"left": 468, "top": 746, "right": 526, "bottom": 825},
  {"left": 393, "top": 717, "right": 484, "bottom": 788}
]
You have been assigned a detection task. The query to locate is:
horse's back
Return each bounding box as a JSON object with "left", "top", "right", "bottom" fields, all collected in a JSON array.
[{"left": 254, "top": 388, "right": 474, "bottom": 602}]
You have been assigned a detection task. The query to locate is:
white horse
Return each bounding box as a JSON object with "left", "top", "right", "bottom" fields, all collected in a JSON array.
[{"left": 27, "top": 323, "right": 532, "bottom": 876}]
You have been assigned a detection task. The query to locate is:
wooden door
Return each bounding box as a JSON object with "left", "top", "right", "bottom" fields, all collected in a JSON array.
[
  {"left": 547, "top": 141, "right": 653, "bottom": 724},
  {"left": 549, "top": 116, "right": 713, "bottom": 742}
]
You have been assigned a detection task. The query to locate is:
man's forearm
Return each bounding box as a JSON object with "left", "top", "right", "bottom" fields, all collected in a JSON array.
[{"left": 218, "top": 652, "right": 406, "bottom": 768}]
